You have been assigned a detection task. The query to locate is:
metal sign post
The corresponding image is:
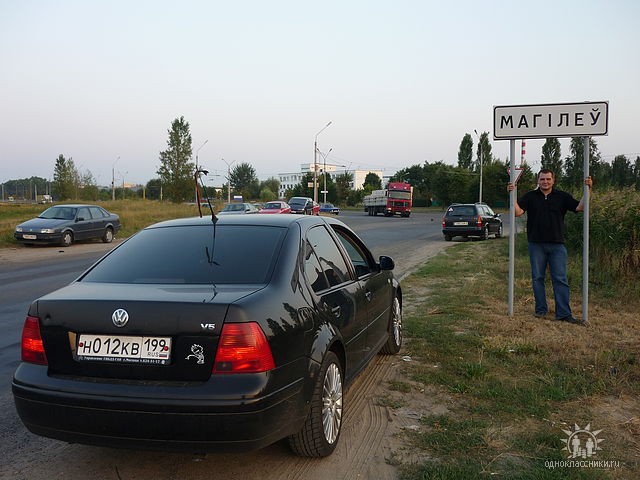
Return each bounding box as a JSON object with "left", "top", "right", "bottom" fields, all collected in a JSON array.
[
  {"left": 583, "top": 137, "right": 590, "bottom": 322},
  {"left": 508, "top": 139, "right": 516, "bottom": 316}
]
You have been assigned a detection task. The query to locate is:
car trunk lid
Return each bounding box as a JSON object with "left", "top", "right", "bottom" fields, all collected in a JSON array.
[{"left": 32, "top": 282, "right": 262, "bottom": 381}]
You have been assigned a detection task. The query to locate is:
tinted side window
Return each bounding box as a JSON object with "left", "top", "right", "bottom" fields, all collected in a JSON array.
[
  {"left": 332, "top": 227, "right": 372, "bottom": 278},
  {"left": 304, "top": 238, "right": 329, "bottom": 293},
  {"left": 306, "top": 226, "right": 350, "bottom": 288},
  {"left": 88, "top": 207, "right": 103, "bottom": 219},
  {"left": 77, "top": 207, "right": 90, "bottom": 220}
]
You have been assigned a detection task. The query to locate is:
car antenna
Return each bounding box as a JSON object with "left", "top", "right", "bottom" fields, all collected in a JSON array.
[{"left": 194, "top": 169, "right": 217, "bottom": 223}]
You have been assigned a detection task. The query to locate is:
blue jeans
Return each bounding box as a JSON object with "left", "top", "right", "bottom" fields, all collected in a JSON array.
[{"left": 527, "top": 242, "right": 572, "bottom": 319}]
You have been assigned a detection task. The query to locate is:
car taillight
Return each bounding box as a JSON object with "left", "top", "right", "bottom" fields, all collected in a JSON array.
[
  {"left": 477, "top": 215, "right": 483, "bottom": 227},
  {"left": 21, "top": 316, "right": 48, "bottom": 365},
  {"left": 213, "top": 322, "right": 275, "bottom": 374},
  {"left": 442, "top": 218, "right": 446, "bottom": 227}
]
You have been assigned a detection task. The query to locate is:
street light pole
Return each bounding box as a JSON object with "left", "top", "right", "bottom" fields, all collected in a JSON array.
[
  {"left": 321, "top": 148, "right": 332, "bottom": 203},
  {"left": 112, "top": 156, "right": 120, "bottom": 201},
  {"left": 314, "top": 121, "right": 332, "bottom": 203},
  {"left": 194, "top": 140, "right": 208, "bottom": 204},
  {"left": 474, "top": 130, "right": 483, "bottom": 203},
  {"left": 222, "top": 157, "right": 235, "bottom": 204}
]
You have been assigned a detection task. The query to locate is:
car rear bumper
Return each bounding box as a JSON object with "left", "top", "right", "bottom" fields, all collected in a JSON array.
[
  {"left": 12, "top": 362, "right": 308, "bottom": 452},
  {"left": 442, "top": 226, "right": 483, "bottom": 237}
]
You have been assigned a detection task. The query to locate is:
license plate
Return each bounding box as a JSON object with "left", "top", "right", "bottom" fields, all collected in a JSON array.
[
  {"left": 76, "top": 334, "right": 172, "bottom": 365},
  {"left": 23, "top": 234, "right": 37, "bottom": 240},
  {"left": 453, "top": 221, "right": 468, "bottom": 226}
]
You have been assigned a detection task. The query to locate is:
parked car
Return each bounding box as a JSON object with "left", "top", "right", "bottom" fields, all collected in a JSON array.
[
  {"left": 14, "top": 204, "right": 121, "bottom": 247},
  {"left": 12, "top": 214, "right": 402, "bottom": 457},
  {"left": 320, "top": 203, "right": 340, "bottom": 215},
  {"left": 288, "top": 197, "right": 320, "bottom": 215},
  {"left": 258, "top": 201, "right": 291, "bottom": 214},
  {"left": 217, "top": 202, "right": 259, "bottom": 215},
  {"left": 441, "top": 202, "right": 503, "bottom": 241}
]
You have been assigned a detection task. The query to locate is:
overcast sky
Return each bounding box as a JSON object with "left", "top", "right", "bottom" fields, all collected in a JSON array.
[{"left": 1, "top": 0, "right": 638, "bottom": 187}]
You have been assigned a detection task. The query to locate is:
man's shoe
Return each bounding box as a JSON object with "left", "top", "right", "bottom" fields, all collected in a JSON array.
[
  {"left": 534, "top": 312, "right": 547, "bottom": 318},
  {"left": 559, "top": 316, "right": 588, "bottom": 326}
]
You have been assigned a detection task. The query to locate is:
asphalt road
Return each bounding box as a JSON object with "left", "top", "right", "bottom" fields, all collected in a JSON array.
[{"left": 0, "top": 211, "right": 452, "bottom": 479}]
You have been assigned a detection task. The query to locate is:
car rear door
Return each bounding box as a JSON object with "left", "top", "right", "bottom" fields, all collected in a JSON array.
[{"left": 89, "top": 206, "right": 107, "bottom": 238}]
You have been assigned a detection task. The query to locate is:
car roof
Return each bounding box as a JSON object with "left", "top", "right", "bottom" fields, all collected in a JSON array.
[
  {"left": 48, "top": 204, "right": 102, "bottom": 208},
  {"left": 146, "top": 213, "right": 341, "bottom": 230}
]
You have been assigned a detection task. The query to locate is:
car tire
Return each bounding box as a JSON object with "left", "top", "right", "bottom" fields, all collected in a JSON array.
[
  {"left": 60, "top": 231, "right": 73, "bottom": 247},
  {"left": 102, "top": 227, "right": 114, "bottom": 243},
  {"left": 288, "top": 351, "right": 343, "bottom": 457},
  {"left": 444, "top": 235, "right": 452, "bottom": 241},
  {"left": 481, "top": 226, "right": 489, "bottom": 240},
  {"left": 380, "top": 296, "right": 402, "bottom": 354},
  {"left": 495, "top": 224, "right": 503, "bottom": 238}
]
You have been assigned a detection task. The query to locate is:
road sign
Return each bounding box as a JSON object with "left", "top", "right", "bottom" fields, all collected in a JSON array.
[{"left": 494, "top": 101, "right": 608, "bottom": 140}]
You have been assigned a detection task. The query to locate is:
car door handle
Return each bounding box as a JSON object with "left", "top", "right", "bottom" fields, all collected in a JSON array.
[
  {"left": 365, "top": 291, "right": 372, "bottom": 302},
  {"left": 331, "top": 306, "right": 341, "bottom": 317}
]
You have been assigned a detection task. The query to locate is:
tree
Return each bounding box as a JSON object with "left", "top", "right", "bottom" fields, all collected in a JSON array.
[
  {"left": 259, "top": 177, "right": 281, "bottom": 199},
  {"left": 611, "top": 155, "right": 634, "bottom": 188},
  {"left": 634, "top": 156, "right": 640, "bottom": 191},
  {"left": 475, "top": 131, "right": 493, "bottom": 172},
  {"left": 157, "top": 116, "right": 194, "bottom": 202},
  {"left": 229, "top": 162, "right": 260, "bottom": 200},
  {"left": 362, "top": 172, "right": 382, "bottom": 193},
  {"left": 541, "top": 138, "right": 563, "bottom": 180},
  {"left": 334, "top": 171, "right": 354, "bottom": 205},
  {"left": 77, "top": 169, "right": 99, "bottom": 201},
  {"left": 52, "top": 154, "right": 77, "bottom": 200},
  {"left": 145, "top": 178, "right": 163, "bottom": 200},
  {"left": 457, "top": 133, "right": 473, "bottom": 169},
  {"left": 564, "top": 137, "right": 605, "bottom": 190}
]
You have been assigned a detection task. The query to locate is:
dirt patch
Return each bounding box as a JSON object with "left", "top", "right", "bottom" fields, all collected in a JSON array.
[{"left": 0, "top": 239, "right": 122, "bottom": 265}]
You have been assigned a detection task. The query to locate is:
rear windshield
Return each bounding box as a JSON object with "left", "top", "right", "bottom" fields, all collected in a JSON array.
[
  {"left": 447, "top": 206, "right": 476, "bottom": 216},
  {"left": 81, "top": 224, "right": 286, "bottom": 284}
]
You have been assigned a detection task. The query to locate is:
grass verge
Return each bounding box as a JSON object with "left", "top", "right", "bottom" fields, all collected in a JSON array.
[{"left": 397, "top": 237, "right": 639, "bottom": 479}]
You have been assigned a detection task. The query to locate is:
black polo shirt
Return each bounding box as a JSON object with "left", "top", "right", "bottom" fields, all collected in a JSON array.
[{"left": 518, "top": 187, "right": 580, "bottom": 243}]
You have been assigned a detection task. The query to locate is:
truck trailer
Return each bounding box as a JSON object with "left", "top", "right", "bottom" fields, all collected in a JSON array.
[{"left": 363, "top": 182, "right": 412, "bottom": 217}]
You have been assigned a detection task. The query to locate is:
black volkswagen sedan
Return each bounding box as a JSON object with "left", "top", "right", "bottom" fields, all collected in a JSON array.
[
  {"left": 14, "top": 204, "right": 121, "bottom": 247},
  {"left": 12, "top": 214, "right": 402, "bottom": 457}
]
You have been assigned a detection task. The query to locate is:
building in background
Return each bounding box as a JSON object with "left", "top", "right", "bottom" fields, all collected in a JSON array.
[{"left": 278, "top": 164, "right": 384, "bottom": 199}]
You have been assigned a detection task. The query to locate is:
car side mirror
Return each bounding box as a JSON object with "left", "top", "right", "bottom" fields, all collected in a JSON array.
[
  {"left": 495, "top": 213, "right": 501, "bottom": 218},
  {"left": 379, "top": 255, "right": 395, "bottom": 271},
  {"left": 76, "top": 217, "right": 85, "bottom": 222}
]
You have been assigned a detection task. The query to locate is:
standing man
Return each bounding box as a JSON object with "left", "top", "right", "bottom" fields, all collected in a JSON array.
[{"left": 508, "top": 169, "right": 592, "bottom": 325}]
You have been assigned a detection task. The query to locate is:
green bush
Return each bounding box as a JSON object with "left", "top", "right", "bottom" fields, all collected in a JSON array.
[{"left": 565, "top": 188, "right": 640, "bottom": 295}]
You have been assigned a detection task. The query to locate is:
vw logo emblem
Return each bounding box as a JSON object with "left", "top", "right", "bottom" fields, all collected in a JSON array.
[{"left": 112, "top": 308, "right": 129, "bottom": 327}]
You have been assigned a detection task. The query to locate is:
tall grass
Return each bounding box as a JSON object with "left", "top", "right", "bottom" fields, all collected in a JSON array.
[{"left": 565, "top": 188, "right": 640, "bottom": 297}]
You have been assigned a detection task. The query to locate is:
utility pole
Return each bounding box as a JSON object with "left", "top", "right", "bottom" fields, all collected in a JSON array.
[
  {"left": 321, "top": 148, "right": 332, "bottom": 203},
  {"left": 112, "top": 156, "right": 120, "bottom": 201},
  {"left": 314, "top": 122, "right": 332, "bottom": 203},
  {"left": 222, "top": 158, "right": 235, "bottom": 204}
]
